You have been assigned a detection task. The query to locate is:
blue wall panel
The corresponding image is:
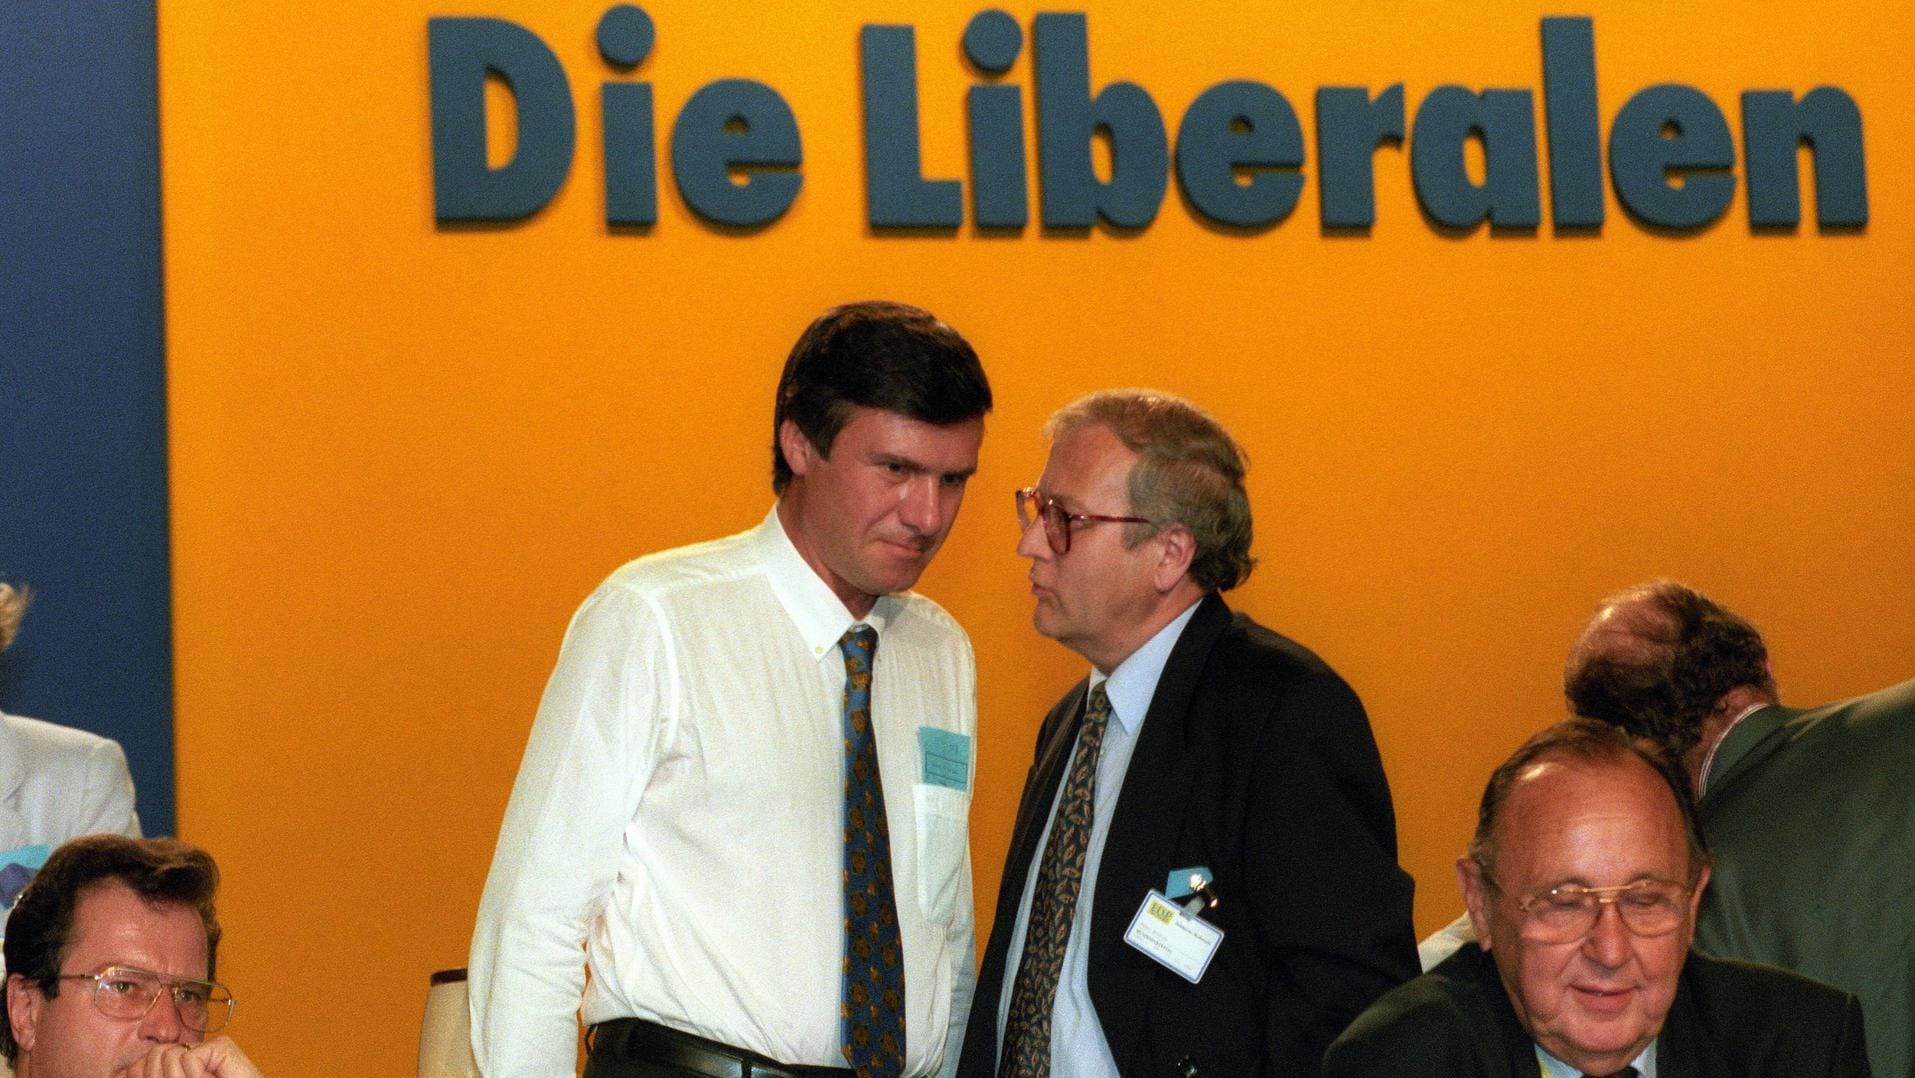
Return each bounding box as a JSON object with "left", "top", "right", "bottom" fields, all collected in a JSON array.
[{"left": 1, "top": 0, "right": 174, "bottom": 834}]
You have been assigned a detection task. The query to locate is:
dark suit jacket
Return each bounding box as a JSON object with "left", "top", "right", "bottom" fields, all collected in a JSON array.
[
  {"left": 959, "top": 594, "right": 1418, "bottom": 1078},
  {"left": 1322, "top": 943, "right": 1873, "bottom": 1077}
]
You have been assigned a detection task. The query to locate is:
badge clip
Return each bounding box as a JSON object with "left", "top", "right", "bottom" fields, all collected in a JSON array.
[{"left": 1179, "top": 872, "right": 1219, "bottom": 919}]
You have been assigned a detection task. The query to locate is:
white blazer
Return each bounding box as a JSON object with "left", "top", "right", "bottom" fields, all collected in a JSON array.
[{"left": 0, "top": 711, "right": 141, "bottom": 852}]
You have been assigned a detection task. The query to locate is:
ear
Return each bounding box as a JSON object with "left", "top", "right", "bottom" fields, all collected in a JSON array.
[
  {"left": 1149, "top": 524, "right": 1198, "bottom": 593},
  {"left": 7, "top": 973, "right": 40, "bottom": 1055},
  {"left": 1687, "top": 862, "right": 1712, "bottom": 923},
  {"left": 779, "top": 419, "right": 819, "bottom": 480},
  {"left": 1458, "top": 857, "right": 1494, "bottom": 952}
]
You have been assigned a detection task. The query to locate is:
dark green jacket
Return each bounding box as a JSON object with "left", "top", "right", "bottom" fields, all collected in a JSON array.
[
  {"left": 1697, "top": 679, "right": 1915, "bottom": 1078},
  {"left": 1323, "top": 943, "right": 1870, "bottom": 1077}
]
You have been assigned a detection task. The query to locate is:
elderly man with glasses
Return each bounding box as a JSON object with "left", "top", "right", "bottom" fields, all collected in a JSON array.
[
  {"left": 1325, "top": 719, "right": 1870, "bottom": 1078},
  {"left": 2, "top": 835, "right": 260, "bottom": 1078},
  {"left": 958, "top": 389, "right": 1416, "bottom": 1078}
]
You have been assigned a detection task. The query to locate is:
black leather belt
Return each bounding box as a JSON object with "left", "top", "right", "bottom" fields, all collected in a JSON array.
[{"left": 585, "top": 1017, "right": 857, "bottom": 1078}]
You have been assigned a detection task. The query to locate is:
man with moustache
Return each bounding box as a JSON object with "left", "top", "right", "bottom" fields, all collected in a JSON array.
[
  {"left": 471, "top": 302, "right": 993, "bottom": 1078},
  {"left": 961, "top": 390, "right": 1416, "bottom": 1077},
  {"left": 1326, "top": 720, "right": 1869, "bottom": 1077}
]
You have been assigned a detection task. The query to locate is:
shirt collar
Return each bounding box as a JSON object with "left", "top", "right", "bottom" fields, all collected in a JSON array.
[
  {"left": 1535, "top": 1040, "right": 1656, "bottom": 1078},
  {"left": 1696, "top": 701, "right": 1775, "bottom": 798},
  {"left": 754, "top": 506, "right": 893, "bottom": 662},
  {"left": 1088, "top": 600, "right": 1201, "bottom": 736}
]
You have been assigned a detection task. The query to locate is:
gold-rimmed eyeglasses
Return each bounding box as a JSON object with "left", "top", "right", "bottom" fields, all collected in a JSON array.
[
  {"left": 1483, "top": 871, "right": 1694, "bottom": 943},
  {"left": 1015, "top": 486, "right": 1152, "bottom": 555},
  {"left": 55, "top": 965, "right": 234, "bottom": 1034}
]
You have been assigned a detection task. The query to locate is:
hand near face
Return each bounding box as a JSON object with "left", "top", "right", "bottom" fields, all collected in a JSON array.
[{"left": 113, "top": 1036, "right": 264, "bottom": 1078}]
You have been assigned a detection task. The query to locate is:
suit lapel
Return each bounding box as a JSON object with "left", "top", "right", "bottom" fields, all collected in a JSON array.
[
  {"left": 0, "top": 717, "right": 25, "bottom": 851},
  {"left": 1699, "top": 705, "right": 1798, "bottom": 806},
  {"left": 1652, "top": 959, "right": 1730, "bottom": 1078},
  {"left": 1008, "top": 686, "right": 1090, "bottom": 893},
  {"left": 1087, "top": 594, "right": 1231, "bottom": 1067},
  {"left": 970, "top": 682, "right": 1091, "bottom": 1061}
]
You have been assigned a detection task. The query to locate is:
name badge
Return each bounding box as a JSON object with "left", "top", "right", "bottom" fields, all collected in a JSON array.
[
  {"left": 1123, "top": 890, "right": 1223, "bottom": 984},
  {"left": 918, "top": 727, "right": 971, "bottom": 792}
]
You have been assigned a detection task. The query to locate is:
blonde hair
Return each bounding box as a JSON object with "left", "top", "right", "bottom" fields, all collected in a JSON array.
[{"left": 0, "top": 584, "right": 28, "bottom": 653}]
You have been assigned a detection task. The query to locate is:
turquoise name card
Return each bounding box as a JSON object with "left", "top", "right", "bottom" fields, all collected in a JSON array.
[{"left": 919, "top": 727, "right": 971, "bottom": 791}]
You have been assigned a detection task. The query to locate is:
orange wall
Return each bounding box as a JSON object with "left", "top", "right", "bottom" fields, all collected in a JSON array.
[{"left": 159, "top": 2, "right": 1914, "bottom": 1073}]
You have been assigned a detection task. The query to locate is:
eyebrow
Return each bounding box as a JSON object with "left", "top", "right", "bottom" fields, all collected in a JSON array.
[
  {"left": 872, "top": 452, "right": 977, "bottom": 480},
  {"left": 1536, "top": 873, "right": 1678, "bottom": 890}
]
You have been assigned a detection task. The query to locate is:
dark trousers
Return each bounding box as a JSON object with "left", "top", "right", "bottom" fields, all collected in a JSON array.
[{"left": 584, "top": 1018, "right": 857, "bottom": 1078}]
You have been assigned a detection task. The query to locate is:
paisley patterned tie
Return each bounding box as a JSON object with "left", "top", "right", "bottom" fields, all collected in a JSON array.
[
  {"left": 999, "top": 683, "right": 1113, "bottom": 1078},
  {"left": 838, "top": 625, "right": 905, "bottom": 1078}
]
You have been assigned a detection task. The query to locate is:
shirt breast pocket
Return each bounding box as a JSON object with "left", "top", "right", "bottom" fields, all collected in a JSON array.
[{"left": 911, "top": 783, "right": 969, "bottom": 924}]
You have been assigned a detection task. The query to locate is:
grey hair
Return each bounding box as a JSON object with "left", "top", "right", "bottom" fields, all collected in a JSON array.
[{"left": 1046, "top": 389, "right": 1255, "bottom": 592}]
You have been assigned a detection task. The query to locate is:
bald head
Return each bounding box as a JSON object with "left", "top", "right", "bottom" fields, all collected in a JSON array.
[{"left": 1563, "top": 581, "right": 1776, "bottom": 759}]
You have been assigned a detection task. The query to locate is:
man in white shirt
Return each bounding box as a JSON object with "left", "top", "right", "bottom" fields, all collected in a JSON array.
[{"left": 470, "top": 301, "right": 993, "bottom": 1078}]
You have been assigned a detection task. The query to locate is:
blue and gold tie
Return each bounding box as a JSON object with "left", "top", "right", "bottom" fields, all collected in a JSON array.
[
  {"left": 839, "top": 625, "right": 905, "bottom": 1078},
  {"left": 999, "top": 683, "right": 1112, "bottom": 1078}
]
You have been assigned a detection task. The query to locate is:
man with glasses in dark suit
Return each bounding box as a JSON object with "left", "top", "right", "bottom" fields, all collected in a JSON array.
[
  {"left": 1326, "top": 719, "right": 1869, "bottom": 1078},
  {"left": 960, "top": 389, "right": 1416, "bottom": 1078}
]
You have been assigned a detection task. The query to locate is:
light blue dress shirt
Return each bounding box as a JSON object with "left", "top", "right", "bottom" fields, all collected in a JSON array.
[
  {"left": 994, "top": 602, "right": 1202, "bottom": 1076},
  {"left": 1536, "top": 1040, "right": 1656, "bottom": 1078}
]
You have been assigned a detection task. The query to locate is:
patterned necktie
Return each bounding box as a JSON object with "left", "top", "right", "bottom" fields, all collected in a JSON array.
[
  {"left": 838, "top": 625, "right": 905, "bottom": 1078},
  {"left": 999, "top": 683, "right": 1113, "bottom": 1078}
]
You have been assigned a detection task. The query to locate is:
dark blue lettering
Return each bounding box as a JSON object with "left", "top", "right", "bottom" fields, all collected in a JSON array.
[
  {"left": 861, "top": 25, "right": 962, "bottom": 229},
  {"left": 427, "top": 17, "right": 576, "bottom": 222},
  {"left": 1609, "top": 84, "right": 1735, "bottom": 230},
  {"left": 1411, "top": 86, "right": 1541, "bottom": 230},
  {"left": 1541, "top": 16, "right": 1603, "bottom": 228},
  {"left": 1742, "top": 87, "right": 1867, "bottom": 228},
  {"left": 670, "top": 80, "right": 803, "bottom": 228},
  {"left": 1175, "top": 81, "right": 1303, "bottom": 230},
  {"left": 1315, "top": 85, "right": 1404, "bottom": 229},
  {"left": 598, "top": 5, "right": 657, "bottom": 226},
  {"left": 963, "top": 9, "right": 1027, "bottom": 230},
  {"left": 1033, "top": 12, "right": 1167, "bottom": 229}
]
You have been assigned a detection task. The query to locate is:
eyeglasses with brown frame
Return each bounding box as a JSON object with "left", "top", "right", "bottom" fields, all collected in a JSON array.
[
  {"left": 55, "top": 965, "right": 235, "bottom": 1034},
  {"left": 1015, "top": 486, "right": 1153, "bottom": 555},
  {"left": 1480, "top": 868, "right": 1696, "bottom": 944}
]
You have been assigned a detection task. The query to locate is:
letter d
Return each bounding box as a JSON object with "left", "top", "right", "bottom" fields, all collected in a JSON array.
[{"left": 429, "top": 17, "right": 575, "bottom": 221}]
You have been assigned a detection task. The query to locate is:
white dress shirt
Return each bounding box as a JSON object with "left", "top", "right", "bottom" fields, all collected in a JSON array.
[
  {"left": 994, "top": 602, "right": 1200, "bottom": 1076},
  {"left": 469, "top": 509, "right": 977, "bottom": 1078}
]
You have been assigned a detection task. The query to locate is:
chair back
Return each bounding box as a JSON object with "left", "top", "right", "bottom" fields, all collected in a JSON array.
[{"left": 418, "top": 967, "right": 478, "bottom": 1077}]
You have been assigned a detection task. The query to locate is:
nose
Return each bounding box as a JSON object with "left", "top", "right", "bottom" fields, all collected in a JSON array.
[
  {"left": 139, "top": 989, "right": 189, "bottom": 1045},
  {"left": 1016, "top": 511, "right": 1051, "bottom": 560},
  {"left": 1582, "top": 899, "right": 1631, "bottom": 969},
  {"left": 898, "top": 476, "right": 945, "bottom": 536}
]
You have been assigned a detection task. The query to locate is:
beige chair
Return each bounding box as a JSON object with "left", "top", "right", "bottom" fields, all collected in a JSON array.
[{"left": 418, "top": 967, "right": 478, "bottom": 1077}]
